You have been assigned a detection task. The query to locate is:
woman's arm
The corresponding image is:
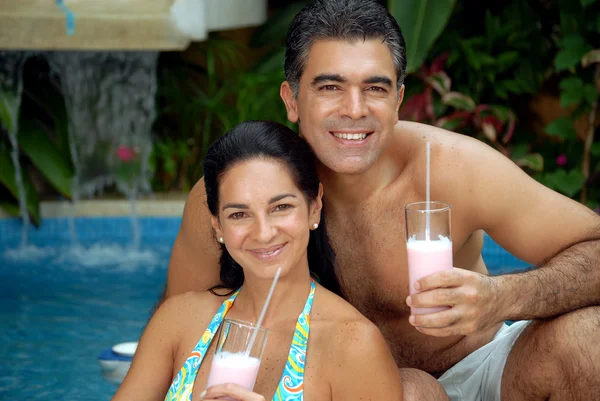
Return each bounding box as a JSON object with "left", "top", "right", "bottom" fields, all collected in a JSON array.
[
  {"left": 328, "top": 320, "right": 404, "bottom": 401},
  {"left": 111, "top": 295, "right": 183, "bottom": 401}
]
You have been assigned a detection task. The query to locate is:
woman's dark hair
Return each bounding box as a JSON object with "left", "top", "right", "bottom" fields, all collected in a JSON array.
[{"left": 204, "top": 120, "right": 342, "bottom": 296}]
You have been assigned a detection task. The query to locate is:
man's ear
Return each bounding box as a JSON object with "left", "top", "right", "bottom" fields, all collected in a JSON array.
[
  {"left": 281, "top": 81, "right": 299, "bottom": 123},
  {"left": 395, "top": 84, "right": 405, "bottom": 124}
]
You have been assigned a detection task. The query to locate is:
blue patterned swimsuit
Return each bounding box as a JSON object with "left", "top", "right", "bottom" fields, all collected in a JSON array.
[{"left": 165, "top": 280, "right": 316, "bottom": 401}]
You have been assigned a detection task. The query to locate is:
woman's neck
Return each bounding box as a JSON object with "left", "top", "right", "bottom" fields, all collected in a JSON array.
[{"left": 233, "top": 265, "right": 313, "bottom": 327}]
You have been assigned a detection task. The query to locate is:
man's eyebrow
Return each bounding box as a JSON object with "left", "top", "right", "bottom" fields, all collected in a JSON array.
[
  {"left": 311, "top": 74, "right": 393, "bottom": 88},
  {"left": 311, "top": 74, "right": 346, "bottom": 86},
  {"left": 363, "top": 76, "right": 393, "bottom": 87}
]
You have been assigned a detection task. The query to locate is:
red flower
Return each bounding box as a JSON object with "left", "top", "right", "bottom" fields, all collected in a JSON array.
[
  {"left": 556, "top": 154, "right": 567, "bottom": 166},
  {"left": 116, "top": 145, "right": 137, "bottom": 162}
]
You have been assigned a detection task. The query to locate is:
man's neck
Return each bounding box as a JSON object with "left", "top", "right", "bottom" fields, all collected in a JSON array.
[{"left": 317, "top": 151, "right": 406, "bottom": 207}]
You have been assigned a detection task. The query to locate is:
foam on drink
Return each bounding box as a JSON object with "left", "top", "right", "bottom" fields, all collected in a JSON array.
[{"left": 206, "top": 351, "right": 261, "bottom": 391}]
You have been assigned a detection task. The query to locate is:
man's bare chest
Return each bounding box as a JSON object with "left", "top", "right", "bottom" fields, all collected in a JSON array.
[{"left": 326, "top": 206, "right": 412, "bottom": 318}]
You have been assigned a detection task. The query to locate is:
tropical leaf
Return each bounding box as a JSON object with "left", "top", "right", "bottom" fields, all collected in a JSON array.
[
  {"left": 0, "top": 200, "right": 20, "bottom": 218},
  {"left": 389, "top": 0, "right": 456, "bottom": 74},
  {"left": 515, "top": 153, "right": 544, "bottom": 172},
  {"left": 555, "top": 35, "right": 593, "bottom": 71},
  {"left": 249, "top": 2, "right": 309, "bottom": 48},
  {"left": 0, "top": 91, "right": 17, "bottom": 134},
  {"left": 545, "top": 116, "right": 577, "bottom": 140},
  {"left": 442, "top": 92, "right": 476, "bottom": 111},
  {"left": 542, "top": 169, "right": 586, "bottom": 197},
  {"left": 18, "top": 118, "right": 74, "bottom": 199},
  {"left": 582, "top": 49, "right": 600, "bottom": 68}
]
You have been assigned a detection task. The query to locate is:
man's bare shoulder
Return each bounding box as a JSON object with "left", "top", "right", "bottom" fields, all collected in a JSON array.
[
  {"left": 393, "top": 120, "right": 487, "bottom": 158},
  {"left": 166, "top": 177, "right": 222, "bottom": 297},
  {"left": 391, "top": 121, "right": 495, "bottom": 192}
]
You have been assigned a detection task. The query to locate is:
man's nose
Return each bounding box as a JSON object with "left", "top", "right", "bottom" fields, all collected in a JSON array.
[{"left": 340, "top": 88, "right": 368, "bottom": 119}]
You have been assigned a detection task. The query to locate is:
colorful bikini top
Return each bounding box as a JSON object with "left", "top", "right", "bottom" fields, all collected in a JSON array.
[{"left": 165, "top": 280, "right": 316, "bottom": 401}]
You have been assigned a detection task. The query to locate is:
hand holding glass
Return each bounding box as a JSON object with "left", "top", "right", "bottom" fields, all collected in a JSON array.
[
  {"left": 206, "top": 318, "right": 269, "bottom": 395},
  {"left": 405, "top": 201, "right": 453, "bottom": 315}
]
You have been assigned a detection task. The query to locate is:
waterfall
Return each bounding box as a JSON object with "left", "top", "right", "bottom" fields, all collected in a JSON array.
[
  {"left": 48, "top": 51, "right": 159, "bottom": 248},
  {"left": 0, "top": 51, "right": 29, "bottom": 247}
]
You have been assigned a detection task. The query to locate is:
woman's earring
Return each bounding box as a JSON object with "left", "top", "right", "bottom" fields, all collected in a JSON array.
[
  {"left": 218, "top": 237, "right": 224, "bottom": 243},
  {"left": 312, "top": 223, "right": 318, "bottom": 230}
]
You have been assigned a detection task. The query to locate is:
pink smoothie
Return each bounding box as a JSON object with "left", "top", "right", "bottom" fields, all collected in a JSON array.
[
  {"left": 407, "top": 237, "right": 453, "bottom": 315},
  {"left": 206, "top": 351, "right": 261, "bottom": 393}
]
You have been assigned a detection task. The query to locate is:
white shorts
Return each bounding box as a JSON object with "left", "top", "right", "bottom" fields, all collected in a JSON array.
[{"left": 437, "top": 321, "right": 531, "bottom": 401}]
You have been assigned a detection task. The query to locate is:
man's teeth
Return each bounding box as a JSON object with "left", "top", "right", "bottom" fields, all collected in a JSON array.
[{"left": 332, "top": 132, "right": 368, "bottom": 140}]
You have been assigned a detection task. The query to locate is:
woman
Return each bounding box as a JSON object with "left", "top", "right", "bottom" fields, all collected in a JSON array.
[{"left": 112, "top": 121, "right": 403, "bottom": 400}]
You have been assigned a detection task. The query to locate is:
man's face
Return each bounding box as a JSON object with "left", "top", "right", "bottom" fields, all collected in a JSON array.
[{"left": 281, "top": 39, "right": 403, "bottom": 175}]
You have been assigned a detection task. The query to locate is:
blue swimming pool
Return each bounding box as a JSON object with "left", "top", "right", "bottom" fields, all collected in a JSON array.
[{"left": 0, "top": 216, "right": 530, "bottom": 401}]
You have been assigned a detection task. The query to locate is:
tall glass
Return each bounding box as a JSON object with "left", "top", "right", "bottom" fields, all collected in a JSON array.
[
  {"left": 405, "top": 201, "right": 453, "bottom": 315},
  {"left": 206, "top": 319, "right": 269, "bottom": 394}
]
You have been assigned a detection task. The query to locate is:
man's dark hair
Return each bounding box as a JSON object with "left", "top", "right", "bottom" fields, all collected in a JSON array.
[{"left": 284, "top": 0, "right": 407, "bottom": 95}]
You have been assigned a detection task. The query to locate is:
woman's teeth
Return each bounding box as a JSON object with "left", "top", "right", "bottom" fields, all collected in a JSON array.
[{"left": 332, "top": 132, "right": 368, "bottom": 140}]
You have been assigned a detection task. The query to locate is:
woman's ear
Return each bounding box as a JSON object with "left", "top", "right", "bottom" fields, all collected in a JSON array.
[
  {"left": 310, "top": 183, "right": 324, "bottom": 225},
  {"left": 211, "top": 215, "right": 223, "bottom": 242}
]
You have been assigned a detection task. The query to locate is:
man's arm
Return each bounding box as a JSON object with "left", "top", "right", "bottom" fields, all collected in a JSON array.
[
  {"left": 165, "top": 178, "right": 222, "bottom": 299},
  {"left": 409, "top": 133, "right": 600, "bottom": 335}
]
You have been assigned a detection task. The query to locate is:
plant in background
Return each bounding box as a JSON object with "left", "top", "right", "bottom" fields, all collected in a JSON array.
[
  {"left": 112, "top": 144, "right": 142, "bottom": 189},
  {"left": 400, "top": 0, "right": 599, "bottom": 207},
  {"left": 0, "top": 57, "right": 74, "bottom": 223},
  {"left": 399, "top": 54, "right": 543, "bottom": 174},
  {"left": 541, "top": 0, "right": 599, "bottom": 208}
]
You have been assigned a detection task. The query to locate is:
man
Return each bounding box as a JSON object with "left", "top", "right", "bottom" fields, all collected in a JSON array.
[{"left": 165, "top": 1, "right": 600, "bottom": 400}]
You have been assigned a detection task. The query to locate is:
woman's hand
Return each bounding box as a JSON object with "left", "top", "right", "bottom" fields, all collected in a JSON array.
[{"left": 200, "top": 383, "right": 266, "bottom": 401}]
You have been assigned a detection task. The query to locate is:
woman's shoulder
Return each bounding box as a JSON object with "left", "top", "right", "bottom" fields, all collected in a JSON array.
[
  {"left": 157, "top": 288, "right": 236, "bottom": 325},
  {"left": 311, "top": 284, "right": 372, "bottom": 324},
  {"left": 308, "top": 285, "right": 402, "bottom": 398}
]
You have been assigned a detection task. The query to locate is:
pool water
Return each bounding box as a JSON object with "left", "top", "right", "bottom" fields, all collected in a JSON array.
[
  {"left": 0, "top": 217, "right": 179, "bottom": 401},
  {"left": 0, "top": 216, "right": 530, "bottom": 401}
]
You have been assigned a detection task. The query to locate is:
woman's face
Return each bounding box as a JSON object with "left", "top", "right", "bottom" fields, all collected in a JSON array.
[{"left": 212, "top": 158, "right": 322, "bottom": 279}]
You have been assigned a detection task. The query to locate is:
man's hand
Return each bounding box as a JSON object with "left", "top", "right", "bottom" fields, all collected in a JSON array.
[{"left": 406, "top": 268, "right": 506, "bottom": 337}]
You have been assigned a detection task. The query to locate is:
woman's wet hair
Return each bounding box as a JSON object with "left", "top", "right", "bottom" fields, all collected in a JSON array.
[{"left": 204, "top": 120, "right": 342, "bottom": 296}]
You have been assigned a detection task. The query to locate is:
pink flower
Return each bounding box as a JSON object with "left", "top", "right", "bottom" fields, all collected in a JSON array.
[
  {"left": 556, "top": 154, "right": 567, "bottom": 166},
  {"left": 116, "top": 145, "right": 137, "bottom": 162}
]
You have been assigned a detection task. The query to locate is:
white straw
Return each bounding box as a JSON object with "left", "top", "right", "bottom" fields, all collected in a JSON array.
[
  {"left": 246, "top": 267, "right": 282, "bottom": 355},
  {"left": 425, "top": 142, "right": 431, "bottom": 241}
]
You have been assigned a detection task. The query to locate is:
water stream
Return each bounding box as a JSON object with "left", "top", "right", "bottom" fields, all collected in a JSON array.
[
  {"left": 48, "top": 51, "right": 158, "bottom": 248},
  {"left": 0, "top": 51, "right": 29, "bottom": 247}
]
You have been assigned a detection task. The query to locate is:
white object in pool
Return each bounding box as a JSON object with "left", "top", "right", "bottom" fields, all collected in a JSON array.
[{"left": 112, "top": 342, "right": 138, "bottom": 357}]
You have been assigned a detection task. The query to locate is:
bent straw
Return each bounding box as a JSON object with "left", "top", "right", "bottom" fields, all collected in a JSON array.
[
  {"left": 425, "top": 142, "right": 431, "bottom": 241},
  {"left": 246, "top": 267, "right": 282, "bottom": 355}
]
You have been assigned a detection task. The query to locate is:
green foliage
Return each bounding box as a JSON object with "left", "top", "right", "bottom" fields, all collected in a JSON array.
[
  {"left": 399, "top": 0, "right": 600, "bottom": 205},
  {"left": 388, "top": 0, "right": 456, "bottom": 74},
  {"left": 539, "top": 169, "right": 587, "bottom": 198},
  {"left": 0, "top": 58, "right": 75, "bottom": 221},
  {"left": 18, "top": 118, "right": 73, "bottom": 198}
]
